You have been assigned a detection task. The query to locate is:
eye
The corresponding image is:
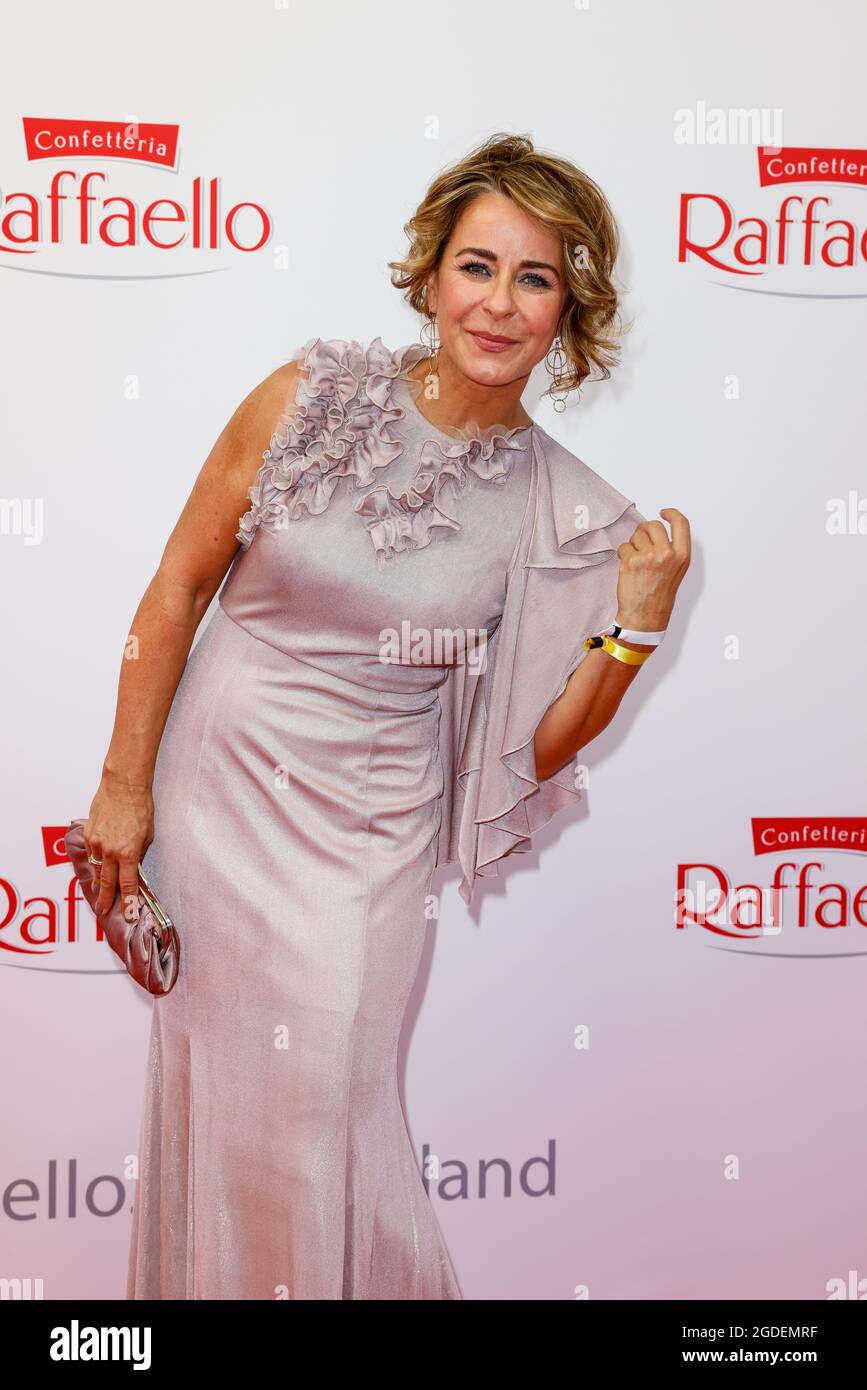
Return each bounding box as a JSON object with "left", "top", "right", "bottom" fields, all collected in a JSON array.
[
  {"left": 520, "top": 271, "right": 552, "bottom": 289},
  {"left": 457, "top": 260, "right": 553, "bottom": 290}
]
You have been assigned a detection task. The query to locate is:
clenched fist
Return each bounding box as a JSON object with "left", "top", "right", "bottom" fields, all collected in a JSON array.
[{"left": 615, "top": 508, "right": 691, "bottom": 634}]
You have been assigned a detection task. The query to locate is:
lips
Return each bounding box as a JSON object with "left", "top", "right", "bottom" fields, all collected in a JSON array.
[{"left": 469, "top": 330, "right": 518, "bottom": 346}]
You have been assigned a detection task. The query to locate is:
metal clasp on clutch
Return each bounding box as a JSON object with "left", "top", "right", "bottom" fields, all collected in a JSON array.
[{"left": 137, "top": 864, "right": 174, "bottom": 938}]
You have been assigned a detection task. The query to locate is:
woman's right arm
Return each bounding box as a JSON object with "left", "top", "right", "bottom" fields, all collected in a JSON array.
[{"left": 85, "top": 358, "right": 302, "bottom": 918}]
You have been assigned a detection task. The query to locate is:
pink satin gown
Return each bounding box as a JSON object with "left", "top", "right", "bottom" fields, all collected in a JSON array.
[
  {"left": 125, "top": 334, "right": 645, "bottom": 1299},
  {"left": 125, "top": 337, "right": 541, "bottom": 1299}
]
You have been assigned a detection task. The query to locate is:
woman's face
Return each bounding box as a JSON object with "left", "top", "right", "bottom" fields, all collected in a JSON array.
[{"left": 425, "top": 190, "right": 569, "bottom": 389}]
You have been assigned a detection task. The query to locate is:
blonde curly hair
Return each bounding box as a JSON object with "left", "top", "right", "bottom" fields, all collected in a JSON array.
[{"left": 388, "top": 132, "right": 629, "bottom": 404}]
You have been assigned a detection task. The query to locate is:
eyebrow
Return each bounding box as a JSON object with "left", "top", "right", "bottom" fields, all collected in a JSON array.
[{"left": 453, "top": 246, "right": 561, "bottom": 278}]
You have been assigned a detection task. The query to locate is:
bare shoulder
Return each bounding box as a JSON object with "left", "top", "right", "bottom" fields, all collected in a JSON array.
[
  {"left": 224, "top": 357, "right": 304, "bottom": 457},
  {"left": 154, "top": 356, "right": 306, "bottom": 607},
  {"left": 188, "top": 355, "right": 306, "bottom": 517}
]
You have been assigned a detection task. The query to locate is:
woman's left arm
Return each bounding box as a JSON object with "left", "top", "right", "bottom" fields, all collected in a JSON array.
[{"left": 533, "top": 508, "right": 691, "bottom": 781}]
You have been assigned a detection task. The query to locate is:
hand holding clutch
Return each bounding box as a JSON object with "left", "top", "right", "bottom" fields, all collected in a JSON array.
[{"left": 64, "top": 819, "right": 180, "bottom": 995}]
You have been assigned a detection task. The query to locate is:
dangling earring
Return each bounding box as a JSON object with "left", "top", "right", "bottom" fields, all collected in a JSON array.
[
  {"left": 419, "top": 311, "right": 440, "bottom": 400},
  {"left": 545, "top": 336, "right": 569, "bottom": 413}
]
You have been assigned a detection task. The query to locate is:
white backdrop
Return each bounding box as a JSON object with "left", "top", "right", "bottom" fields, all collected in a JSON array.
[{"left": 2, "top": 0, "right": 867, "bottom": 1301}]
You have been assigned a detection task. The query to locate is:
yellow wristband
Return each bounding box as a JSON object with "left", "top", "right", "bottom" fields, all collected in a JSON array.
[{"left": 583, "top": 633, "right": 653, "bottom": 666}]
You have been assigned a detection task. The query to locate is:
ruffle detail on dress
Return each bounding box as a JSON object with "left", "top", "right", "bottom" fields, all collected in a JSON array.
[
  {"left": 353, "top": 429, "right": 528, "bottom": 559},
  {"left": 235, "top": 337, "right": 535, "bottom": 558},
  {"left": 354, "top": 344, "right": 534, "bottom": 560},
  {"left": 235, "top": 336, "right": 407, "bottom": 550},
  {"left": 433, "top": 425, "right": 648, "bottom": 904}
]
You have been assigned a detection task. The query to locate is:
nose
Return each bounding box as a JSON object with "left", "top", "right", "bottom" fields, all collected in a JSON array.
[{"left": 480, "top": 271, "right": 517, "bottom": 320}]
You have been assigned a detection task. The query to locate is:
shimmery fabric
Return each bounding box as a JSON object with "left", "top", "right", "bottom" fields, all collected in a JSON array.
[{"left": 125, "top": 337, "right": 645, "bottom": 1300}]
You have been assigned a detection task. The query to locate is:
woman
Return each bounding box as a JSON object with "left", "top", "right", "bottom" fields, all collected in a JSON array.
[{"left": 86, "top": 132, "right": 689, "bottom": 1300}]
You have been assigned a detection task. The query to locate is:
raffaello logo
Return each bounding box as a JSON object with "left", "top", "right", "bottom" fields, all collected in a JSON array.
[
  {"left": 1, "top": 117, "right": 273, "bottom": 260},
  {"left": 676, "top": 816, "right": 867, "bottom": 946},
  {"left": 679, "top": 145, "right": 867, "bottom": 286},
  {"left": 0, "top": 825, "right": 112, "bottom": 969}
]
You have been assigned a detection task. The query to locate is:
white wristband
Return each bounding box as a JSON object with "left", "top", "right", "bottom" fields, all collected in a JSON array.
[{"left": 604, "top": 622, "right": 666, "bottom": 646}]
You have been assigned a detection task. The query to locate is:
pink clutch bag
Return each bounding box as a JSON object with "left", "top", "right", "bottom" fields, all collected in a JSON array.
[{"left": 64, "top": 818, "right": 180, "bottom": 995}]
